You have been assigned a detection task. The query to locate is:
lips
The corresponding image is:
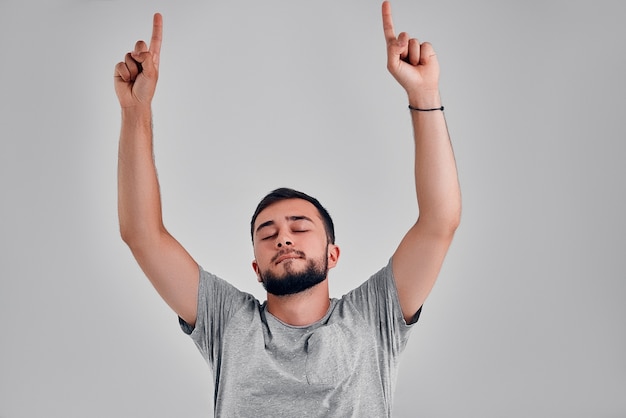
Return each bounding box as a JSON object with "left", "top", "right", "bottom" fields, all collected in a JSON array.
[{"left": 272, "top": 250, "right": 305, "bottom": 265}]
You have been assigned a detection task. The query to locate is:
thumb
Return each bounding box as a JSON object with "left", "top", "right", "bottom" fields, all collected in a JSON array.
[
  {"left": 387, "top": 32, "right": 409, "bottom": 71},
  {"left": 130, "top": 50, "right": 158, "bottom": 79}
]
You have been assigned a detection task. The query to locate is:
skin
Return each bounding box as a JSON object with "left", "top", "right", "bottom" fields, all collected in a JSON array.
[
  {"left": 115, "top": 13, "right": 199, "bottom": 326},
  {"left": 252, "top": 198, "right": 340, "bottom": 326},
  {"left": 381, "top": 1, "right": 461, "bottom": 321},
  {"left": 115, "top": 2, "right": 460, "bottom": 327}
]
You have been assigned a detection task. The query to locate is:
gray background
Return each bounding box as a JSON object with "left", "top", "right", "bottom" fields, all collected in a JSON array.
[{"left": 1, "top": 0, "right": 625, "bottom": 417}]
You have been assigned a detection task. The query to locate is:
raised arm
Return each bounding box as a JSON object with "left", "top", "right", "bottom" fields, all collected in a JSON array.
[
  {"left": 382, "top": 1, "right": 461, "bottom": 322},
  {"left": 115, "top": 14, "right": 199, "bottom": 326}
]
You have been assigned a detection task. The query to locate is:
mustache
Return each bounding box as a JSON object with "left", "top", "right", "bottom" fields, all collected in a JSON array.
[{"left": 271, "top": 249, "right": 306, "bottom": 264}]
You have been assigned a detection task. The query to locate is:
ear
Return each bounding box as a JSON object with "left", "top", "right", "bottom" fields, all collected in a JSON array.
[
  {"left": 327, "top": 244, "right": 340, "bottom": 269},
  {"left": 252, "top": 260, "right": 262, "bottom": 282}
]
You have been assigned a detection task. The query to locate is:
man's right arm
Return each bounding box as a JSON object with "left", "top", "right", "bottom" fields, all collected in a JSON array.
[{"left": 115, "top": 14, "right": 199, "bottom": 326}]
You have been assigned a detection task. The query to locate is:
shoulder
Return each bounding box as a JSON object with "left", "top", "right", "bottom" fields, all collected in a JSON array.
[
  {"left": 198, "top": 267, "right": 257, "bottom": 303},
  {"left": 338, "top": 259, "right": 420, "bottom": 327},
  {"left": 191, "top": 267, "right": 261, "bottom": 331},
  {"left": 342, "top": 259, "right": 395, "bottom": 302}
]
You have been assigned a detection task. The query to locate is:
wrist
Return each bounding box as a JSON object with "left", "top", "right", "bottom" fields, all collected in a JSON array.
[
  {"left": 407, "top": 89, "right": 441, "bottom": 109},
  {"left": 408, "top": 104, "right": 444, "bottom": 112},
  {"left": 121, "top": 105, "right": 152, "bottom": 123}
]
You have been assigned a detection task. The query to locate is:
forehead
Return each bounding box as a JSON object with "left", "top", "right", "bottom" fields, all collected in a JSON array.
[{"left": 254, "top": 199, "right": 321, "bottom": 228}]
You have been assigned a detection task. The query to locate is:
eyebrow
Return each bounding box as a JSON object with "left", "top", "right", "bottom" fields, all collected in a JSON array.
[{"left": 255, "top": 215, "right": 314, "bottom": 235}]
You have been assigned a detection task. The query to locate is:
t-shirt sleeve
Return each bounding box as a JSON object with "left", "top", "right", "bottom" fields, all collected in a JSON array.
[
  {"left": 343, "top": 258, "right": 421, "bottom": 355},
  {"left": 179, "top": 266, "right": 255, "bottom": 365}
]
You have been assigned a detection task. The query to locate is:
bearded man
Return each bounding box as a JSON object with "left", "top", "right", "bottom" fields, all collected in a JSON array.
[{"left": 114, "top": 2, "right": 461, "bottom": 416}]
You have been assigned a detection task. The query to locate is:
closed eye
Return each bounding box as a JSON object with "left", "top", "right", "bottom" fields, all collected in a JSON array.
[
  {"left": 290, "top": 218, "right": 313, "bottom": 233},
  {"left": 261, "top": 233, "right": 277, "bottom": 241}
]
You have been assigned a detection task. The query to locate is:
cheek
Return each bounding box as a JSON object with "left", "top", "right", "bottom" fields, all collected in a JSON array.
[
  {"left": 253, "top": 244, "right": 272, "bottom": 264},
  {"left": 306, "top": 237, "right": 329, "bottom": 257}
]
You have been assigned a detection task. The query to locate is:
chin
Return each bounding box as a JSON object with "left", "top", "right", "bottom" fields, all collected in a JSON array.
[
  {"left": 274, "top": 257, "right": 304, "bottom": 270},
  {"left": 260, "top": 257, "right": 328, "bottom": 296}
]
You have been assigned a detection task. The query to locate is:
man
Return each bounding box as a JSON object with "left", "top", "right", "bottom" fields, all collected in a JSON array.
[{"left": 114, "top": 1, "right": 460, "bottom": 416}]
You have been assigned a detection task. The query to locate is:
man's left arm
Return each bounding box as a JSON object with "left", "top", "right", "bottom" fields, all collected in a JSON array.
[{"left": 382, "top": 1, "right": 461, "bottom": 322}]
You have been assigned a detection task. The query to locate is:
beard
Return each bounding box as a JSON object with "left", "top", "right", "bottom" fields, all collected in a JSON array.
[{"left": 259, "top": 253, "right": 328, "bottom": 296}]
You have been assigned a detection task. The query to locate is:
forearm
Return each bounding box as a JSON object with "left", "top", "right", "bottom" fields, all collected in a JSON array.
[
  {"left": 117, "top": 106, "right": 165, "bottom": 245},
  {"left": 409, "top": 91, "right": 461, "bottom": 231}
]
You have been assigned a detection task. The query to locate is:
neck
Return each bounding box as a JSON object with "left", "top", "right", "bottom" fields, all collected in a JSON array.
[{"left": 265, "top": 280, "right": 330, "bottom": 326}]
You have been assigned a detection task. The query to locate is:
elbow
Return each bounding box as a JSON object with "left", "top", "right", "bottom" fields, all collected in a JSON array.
[
  {"left": 419, "top": 205, "right": 461, "bottom": 237},
  {"left": 442, "top": 195, "right": 462, "bottom": 233},
  {"left": 118, "top": 218, "right": 137, "bottom": 246},
  {"left": 439, "top": 214, "right": 461, "bottom": 238},
  {"left": 119, "top": 222, "right": 163, "bottom": 250},
  {"left": 448, "top": 205, "right": 462, "bottom": 235},
  {"left": 119, "top": 225, "right": 140, "bottom": 249},
  {"left": 119, "top": 226, "right": 135, "bottom": 247},
  {"left": 447, "top": 206, "right": 462, "bottom": 233}
]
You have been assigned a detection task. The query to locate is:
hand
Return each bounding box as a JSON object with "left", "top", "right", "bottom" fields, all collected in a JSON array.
[
  {"left": 382, "top": 1, "right": 440, "bottom": 106},
  {"left": 114, "top": 13, "right": 163, "bottom": 109}
]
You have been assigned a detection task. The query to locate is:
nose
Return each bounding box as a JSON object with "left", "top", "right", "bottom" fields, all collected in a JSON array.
[
  {"left": 277, "top": 239, "right": 292, "bottom": 248},
  {"left": 275, "top": 227, "right": 293, "bottom": 248}
]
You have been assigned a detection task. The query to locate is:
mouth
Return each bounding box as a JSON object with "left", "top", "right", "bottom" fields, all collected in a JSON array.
[{"left": 273, "top": 250, "right": 305, "bottom": 265}]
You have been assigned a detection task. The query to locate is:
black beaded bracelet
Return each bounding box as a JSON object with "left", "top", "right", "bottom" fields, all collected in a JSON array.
[{"left": 408, "top": 104, "right": 445, "bottom": 112}]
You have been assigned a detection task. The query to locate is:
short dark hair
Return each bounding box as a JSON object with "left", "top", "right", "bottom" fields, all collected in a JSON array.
[{"left": 251, "top": 188, "right": 335, "bottom": 244}]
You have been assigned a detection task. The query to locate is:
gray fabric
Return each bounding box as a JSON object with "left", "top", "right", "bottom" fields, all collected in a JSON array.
[{"left": 180, "top": 259, "right": 418, "bottom": 417}]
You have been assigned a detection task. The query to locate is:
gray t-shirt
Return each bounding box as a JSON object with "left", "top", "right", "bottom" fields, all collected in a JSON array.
[{"left": 180, "top": 259, "right": 419, "bottom": 417}]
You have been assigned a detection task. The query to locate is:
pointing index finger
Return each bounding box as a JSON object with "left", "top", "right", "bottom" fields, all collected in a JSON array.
[
  {"left": 150, "top": 13, "right": 163, "bottom": 66},
  {"left": 382, "top": 1, "right": 396, "bottom": 42}
]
